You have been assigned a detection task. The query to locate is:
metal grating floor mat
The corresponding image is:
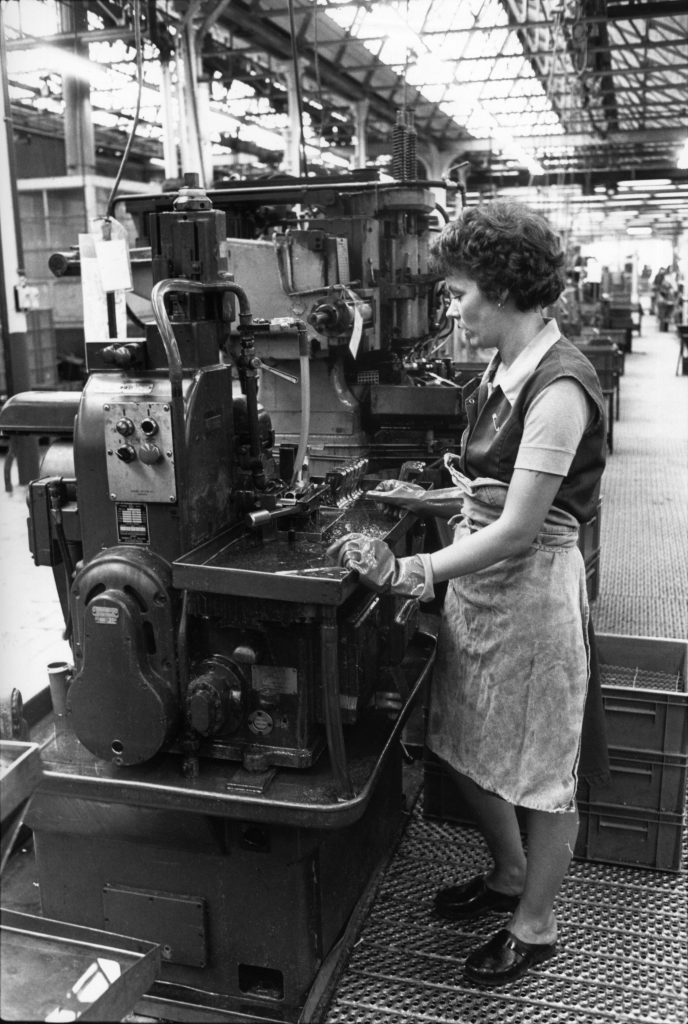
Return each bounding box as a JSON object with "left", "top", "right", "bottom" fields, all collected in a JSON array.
[{"left": 325, "top": 804, "right": 688, "bottom": 1024}]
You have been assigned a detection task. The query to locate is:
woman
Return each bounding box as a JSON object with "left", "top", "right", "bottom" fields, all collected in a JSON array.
[{"left": 327, "top": 200, "right": 608, "bottom": 987}]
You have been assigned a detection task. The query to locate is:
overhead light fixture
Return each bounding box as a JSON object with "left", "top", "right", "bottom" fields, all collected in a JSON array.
[
  {"left": 617, "top": 178, "right": 672, "bottom": 189},
  {"left": 627, "top": 227, "right": 653, "bottom": 236},
  {"left": 9, "top": 44, "right": 123, "bottom": 92}
]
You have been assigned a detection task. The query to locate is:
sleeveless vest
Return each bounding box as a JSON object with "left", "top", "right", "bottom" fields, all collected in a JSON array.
[{"left": 459, "top": 336, "right": 606, "bottom": 522}]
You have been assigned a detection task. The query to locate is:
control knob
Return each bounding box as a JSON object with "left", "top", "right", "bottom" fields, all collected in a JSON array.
[
  {"left": 139, "top": 443, "right": 162, "bottom": 465},
  {"left": 115, "top": 444, "right": 137, "bottom": 463},
  {"left": 116, "top": 417, "right": 135, "bottom": 436}
]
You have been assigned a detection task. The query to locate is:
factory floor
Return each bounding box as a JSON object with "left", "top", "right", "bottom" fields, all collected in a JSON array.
[{"left": 0, "top": 319, "right": 686, "bottom": 1023}]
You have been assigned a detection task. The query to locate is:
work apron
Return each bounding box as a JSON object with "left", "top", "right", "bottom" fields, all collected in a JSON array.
[{"left": 425, "top": 473, "right": 590, "bottom": 813}]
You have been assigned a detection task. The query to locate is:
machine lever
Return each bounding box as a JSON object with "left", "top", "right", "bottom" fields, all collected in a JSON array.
[{"left": 257, "top": 361, "right": 299, "bottom": 385}]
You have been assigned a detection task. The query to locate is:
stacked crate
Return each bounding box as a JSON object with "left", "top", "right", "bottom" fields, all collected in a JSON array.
[
  {"left": 602, "top": 303, "right": 635, "bottom": 352},
  {"left": 25, "top": 308, "right": 58, "bottom": 388},
  {"left": 0, "top": 310, "right": 57, "bottom": 397},
  {"left": 576, "top": 634, "right": 687, "bottom": 872}
]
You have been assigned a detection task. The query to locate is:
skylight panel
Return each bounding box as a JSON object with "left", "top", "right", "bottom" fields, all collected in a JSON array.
[{"left": 324, "top": 0, "right": 561, "bottom": 171}]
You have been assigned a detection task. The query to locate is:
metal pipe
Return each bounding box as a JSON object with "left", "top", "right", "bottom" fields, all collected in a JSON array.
[
  {"left": 291, "top": 325, "right": 311, "bottom": 488},
  {"left": 320, "top": 615, "right": 352, "bottom": 800},
  {"left": 291, "top": 352, "right": 311, "bottom": 488},
  {"left": 47, "top": 662, "right": 71, "bottom": 733},
  {"left": 150, "top": 277, "right": 252, "bottom": 397}
]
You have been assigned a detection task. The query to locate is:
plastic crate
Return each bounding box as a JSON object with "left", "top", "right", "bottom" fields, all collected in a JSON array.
[
  {"left": 579, "top": 747, "right": 688, "bottom": 814},
  {"left": 26, "top": 308, "right": 58, "bottom": 388},
  {"left": 575, "top": 801, "right": 685, "bottom": 872},
  {"left": 597, "top": 634, "right": 688, "bottom": 756}
]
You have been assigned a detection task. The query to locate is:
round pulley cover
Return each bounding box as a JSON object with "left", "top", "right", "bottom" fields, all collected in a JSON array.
[{"left": 67, "top": 546, "right": 179, "bottom": 765}]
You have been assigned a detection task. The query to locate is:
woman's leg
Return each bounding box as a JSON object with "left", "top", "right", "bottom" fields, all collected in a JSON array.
[
  {"left": 508, "top": 806, "right": 580, "bottom": 944},
  {"left": 444, "top": 764, "right": 526, "bottom": 893}
]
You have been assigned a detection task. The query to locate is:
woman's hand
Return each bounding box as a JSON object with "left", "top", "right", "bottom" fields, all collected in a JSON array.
[
  {"left": 369, "top": 480, "right": 465, "bottom": 521},
  {"left": 326, "top": 532, "right": 435, "bottom": 600},
  {"left": 370, "top": 480, "right": 427, "bottom": 504},
  {"left": 326, "top": 532, "right": 396, "bottom": 590},
  {"left": 368, "top": 480, "right": 429, "bottom": 518}
]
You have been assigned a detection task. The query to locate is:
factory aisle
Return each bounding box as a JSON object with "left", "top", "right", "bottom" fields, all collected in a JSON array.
[
  {"left": 0, "top": 320, "right": 686, "bottom": 1024},
  {"left": 0, "top": 469, "right": 71, "bottom": 705},
  {"left": 591, "top": 322, "right": 688, "bottom": 639}
]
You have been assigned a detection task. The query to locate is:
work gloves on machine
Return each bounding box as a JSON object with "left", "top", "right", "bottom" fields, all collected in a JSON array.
[{"left": 326, "top": 533, "right": 435, "bottom": 602}]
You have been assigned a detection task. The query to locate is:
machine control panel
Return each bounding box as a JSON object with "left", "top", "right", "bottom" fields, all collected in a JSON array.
[{"left": 104, "top": 400, "right": 176, "bottom": 502}]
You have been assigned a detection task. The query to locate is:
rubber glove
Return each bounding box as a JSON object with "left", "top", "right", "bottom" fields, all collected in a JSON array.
[
  {"left": 326, "top": 532, "right": 434, "bottom": 601},
  {"left": 369, "top": 480, "right": 466, "bottom": 520}
]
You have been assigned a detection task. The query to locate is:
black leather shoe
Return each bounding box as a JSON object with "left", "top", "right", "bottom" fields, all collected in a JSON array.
[
  {"left": 464, "top": 928, "right": 557, "bottom": 986},
  {"left": 434, "top": 875, "right": 520, "bottom": 920}
]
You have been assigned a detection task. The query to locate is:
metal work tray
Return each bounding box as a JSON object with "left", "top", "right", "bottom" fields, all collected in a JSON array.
[
  {"left": 1, "top": 909, "right": 160, "bottom": 1022},
  {"left": 173, "top": 499, "right": 415, "bottom": 604}
]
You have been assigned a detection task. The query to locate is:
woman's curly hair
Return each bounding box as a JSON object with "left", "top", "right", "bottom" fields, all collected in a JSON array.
[{"left": 430, "top": 200, "right": 565, "bottom": 311}]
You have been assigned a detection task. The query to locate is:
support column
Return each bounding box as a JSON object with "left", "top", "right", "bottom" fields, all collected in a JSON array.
[
  {"left": 60, "top": 2, "right": 96, "bottom": 179},
  {"left": 0, "top": 5, "right": 37, "bottom": 482},
  {"left": 354, "top": 99, "right": 368, "bottom": 169},
  {"left": 160, "top": 61, "right": 179, "bottom": 179},
  {"left": 174, "top": 42, "right": 195, "bottom": 178},
  {"left": 183, "top": 24, "right": 212, "bottom": 187},
  {"left": 278, "top": 62, "right": 302, "bottom": 176}
]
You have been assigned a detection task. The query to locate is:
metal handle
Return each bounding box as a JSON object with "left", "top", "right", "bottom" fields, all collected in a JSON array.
[{"left": 258, "top": 361, "right": 299, "bottom": 385}]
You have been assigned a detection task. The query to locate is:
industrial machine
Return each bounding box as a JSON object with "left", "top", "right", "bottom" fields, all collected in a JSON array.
[
  {"left": 0, "top": 172, "right": 443, "bottom": 1021},
  {"left": 116, "top": 169, "right": 466, "bottom": 475}
]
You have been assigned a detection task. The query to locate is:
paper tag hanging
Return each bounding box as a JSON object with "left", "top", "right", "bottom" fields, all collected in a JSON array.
[{"left": 94, "top": 237, "right": 133, "bottom": 292}]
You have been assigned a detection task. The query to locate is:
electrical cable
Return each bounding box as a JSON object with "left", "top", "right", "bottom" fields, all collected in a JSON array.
[
  {"left": 106, "top": 0, "right": 144, "bottom": 217},
  {"left": 287, "top": 0, "right": 309, "bottom": 177}
]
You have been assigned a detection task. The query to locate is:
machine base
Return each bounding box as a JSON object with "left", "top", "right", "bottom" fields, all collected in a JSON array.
[{"left": 21, "top": 742, "right": 403, "bottom": 1022}]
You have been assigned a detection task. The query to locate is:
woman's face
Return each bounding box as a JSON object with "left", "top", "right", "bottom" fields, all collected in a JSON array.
[{"left": 445, "top": 272, "right": 504, "bottom": 350}]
